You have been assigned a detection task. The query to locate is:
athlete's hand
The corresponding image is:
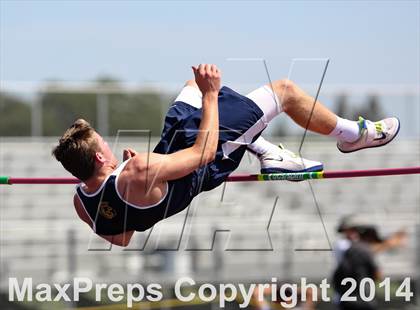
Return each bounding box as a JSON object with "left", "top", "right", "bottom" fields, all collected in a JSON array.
[
  {"left": 192, "top": 64, "right": 221, "bottom": 95},
  {"left": 123, "top": 148, "right": 137, "bottom": 161},
  {"left": 387, "top": 230, "right": 408, "bottom": 248}
]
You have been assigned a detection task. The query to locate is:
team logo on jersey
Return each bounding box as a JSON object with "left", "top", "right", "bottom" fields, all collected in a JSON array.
[{"left": 99, "top": 201, "right": 117, "bottom": 219}]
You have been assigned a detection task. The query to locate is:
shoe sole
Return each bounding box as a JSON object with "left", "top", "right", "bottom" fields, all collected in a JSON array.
[
  {"left": 337, "top": 117, "right": 401, "bottom": 154},
  {"left": 261, "top": 164, "right": 324, "bottom": 174}
]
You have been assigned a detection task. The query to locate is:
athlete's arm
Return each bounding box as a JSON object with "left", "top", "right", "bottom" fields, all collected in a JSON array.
[
  {"left": 371, "top": 230, "right": 407, "bottom": 253},
  {"left": 98, "top": 231, "right": 134, "bottom": 247},
  {"left": 129, "top": 64, "right": 221, "bottom": 182},
  {"left": 73, "top": 194, "right": 134, "bottom": 247}
]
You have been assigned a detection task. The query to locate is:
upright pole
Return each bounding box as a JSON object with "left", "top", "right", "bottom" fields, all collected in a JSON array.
[
  {"left": 97, "top": 93, "right": 109, "bottom": 137},
  {"left": 416, "top": 224, "right": 420, "bottom": 306},
  {"left": 31, "top": 93, "right": 42, "bottom": 136},
  {"left": 67, "top": 229, "right": 76, "bottom": 309}
]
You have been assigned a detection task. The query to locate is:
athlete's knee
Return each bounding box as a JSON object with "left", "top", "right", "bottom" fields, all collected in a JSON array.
[
  {"left": 271, "top": 79, "right": 299, "bottom": 112},
  {"left": 184, "top": 79, "right": 199, "bottom": 89}
]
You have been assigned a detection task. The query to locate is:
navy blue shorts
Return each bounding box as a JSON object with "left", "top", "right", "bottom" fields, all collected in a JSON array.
[{"left": 153, "top": 86, "right": 266, "bottom": 192}]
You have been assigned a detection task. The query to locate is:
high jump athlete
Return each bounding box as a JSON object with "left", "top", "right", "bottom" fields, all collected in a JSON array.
[{"left": 52, "top": 64, "right": 400, "bottom": 246}]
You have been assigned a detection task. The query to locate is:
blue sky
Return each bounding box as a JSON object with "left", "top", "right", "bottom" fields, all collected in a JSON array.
[{"left": 1, "top": 0, "right": 419, "bottom": 86}]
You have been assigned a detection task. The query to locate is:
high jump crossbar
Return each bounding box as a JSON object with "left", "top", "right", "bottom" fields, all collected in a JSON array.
[{"left": 1, "top": 167, "right": 419, "bottom": 185}]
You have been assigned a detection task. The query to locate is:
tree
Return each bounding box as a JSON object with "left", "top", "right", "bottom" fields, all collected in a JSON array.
[
  {"left": 41, "top": 90, "right": 97, "bottom": 136},
  {"left": 0, "top": 93, "right": 31, "bottom": 136},
  {"left": 108, "top": 92, "right": 166, "bottom": 136}
]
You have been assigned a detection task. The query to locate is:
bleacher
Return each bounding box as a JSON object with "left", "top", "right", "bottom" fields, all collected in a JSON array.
[{"left": 1, "top": 137, "right": 419, "bottom": 289}]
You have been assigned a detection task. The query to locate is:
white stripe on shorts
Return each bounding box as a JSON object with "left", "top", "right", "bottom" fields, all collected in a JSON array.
[
  {"left": 221, "top": 85, "right": 282, "bottom": 158},
  {"left": 221, "top": 118, "right": 268, "bottom": 159},
  {"left": 174, "top": 85, "right": 203, "bottom": 109}
]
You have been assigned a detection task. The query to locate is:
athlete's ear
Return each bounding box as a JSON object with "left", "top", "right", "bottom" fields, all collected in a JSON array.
[{"left": 94, "top": 152, "right": 106, "bottom": 164}]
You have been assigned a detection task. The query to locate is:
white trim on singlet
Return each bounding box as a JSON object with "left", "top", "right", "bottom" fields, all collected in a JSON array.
[
  {"left": 77, "top": 159, "right": 130, "bottom": 197},
  {"left": 75, "top": 190, "right": 97, "bottom": 232},
  {"left": 114, "top": 162, "right": 169, "bottom": 210},
  {"left": 76, "top": 158, "right": 169, "bottom": 210},
  {"left": 78, "top": 175, "right": 111, "bottom": 197}
]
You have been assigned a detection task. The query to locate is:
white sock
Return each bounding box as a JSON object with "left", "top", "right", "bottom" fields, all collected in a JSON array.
[
  {"left": 248, "top": 136, "right": 279, "bottom": 156},
  {"left": 329, "top": 117, "right": 360, "bottom": 143}
]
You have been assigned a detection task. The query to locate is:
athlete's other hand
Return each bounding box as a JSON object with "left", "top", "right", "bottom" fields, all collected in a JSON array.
[
  {"left": 123, "top": 148, "right": 137, "bottom": 161},
  {"left": 192, "top": 64, "right": 221, "bottom": 94}
]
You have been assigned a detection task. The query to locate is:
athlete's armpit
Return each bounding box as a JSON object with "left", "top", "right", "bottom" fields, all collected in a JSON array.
[{"left": 73, "top": 194, "right": 94, "bottom": 228}]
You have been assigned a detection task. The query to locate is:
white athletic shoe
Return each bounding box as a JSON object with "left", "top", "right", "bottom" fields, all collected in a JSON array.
[
  {"left": 337, "top": 116, "right": 400, "bottom": 153},
  {"left": 259, "top": 144, "right": 324, "bottom": 174}
]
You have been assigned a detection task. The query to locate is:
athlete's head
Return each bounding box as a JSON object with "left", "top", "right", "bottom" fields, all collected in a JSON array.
[{"left": 52, "top": 119, "right": 118, "bottom": 181}]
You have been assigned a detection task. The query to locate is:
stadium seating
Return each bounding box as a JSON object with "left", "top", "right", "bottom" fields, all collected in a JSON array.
[{"left": 0, "top": 137, "right": 418, "bottom": 289}]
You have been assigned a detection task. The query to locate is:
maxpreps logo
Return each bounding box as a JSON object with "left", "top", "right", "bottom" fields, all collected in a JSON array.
[{"left": 99, "top": 202, "right": 117, "bottom": 219}]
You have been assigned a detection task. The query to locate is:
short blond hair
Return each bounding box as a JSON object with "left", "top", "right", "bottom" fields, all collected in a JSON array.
[{"left": 52, "top": 119, "right": 99, "bottom": 181}]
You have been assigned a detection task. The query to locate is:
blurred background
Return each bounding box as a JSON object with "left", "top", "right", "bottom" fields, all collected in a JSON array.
[{"left": 0, "top": 1, "right": 419, "bottom": 309}]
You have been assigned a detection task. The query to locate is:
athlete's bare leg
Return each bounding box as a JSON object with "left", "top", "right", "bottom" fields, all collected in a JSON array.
[
  {"left": 185, "top": 79, "right": 337, "bottom": 134},
  {"left": 247, "top": 79, "right": 399, "bottom": 171},
  {"left": 269, "top": 79, "right": 337, "bottom": 135},
  {"left": 184, "top": 79, "right": 199, "bottom": 88},
  {"left": 268, "top": 79, "right": 399, "bottom": 151}
]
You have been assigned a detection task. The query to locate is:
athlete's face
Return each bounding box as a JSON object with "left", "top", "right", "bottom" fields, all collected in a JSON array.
[{"left": 94, "top": 132, "right": 118, "bottom": 168}]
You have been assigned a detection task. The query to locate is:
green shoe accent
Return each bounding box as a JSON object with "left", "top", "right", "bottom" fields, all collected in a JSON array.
[
  {"left": 374, "top": 121, "right": 383, "bottom": 133},
  {"left": 357, "top": 116, "right": 366, "bottom": 134}
]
